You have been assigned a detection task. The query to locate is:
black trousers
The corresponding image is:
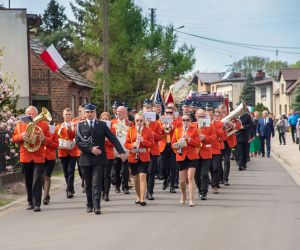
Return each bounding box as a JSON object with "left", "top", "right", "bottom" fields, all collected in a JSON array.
[
  {"left": 76, "top": 157, "right": 85, "bottom": 187},
  {"left": 113, "top": 157, "right": 129, "bottom": 190},
  {"left": 221, "top": 141, "right": 231, "bottom": 182},
  {"left": 81, "top": 164, "right": 104, "bottom": 209},
  {"left": 260, "top": 136, "right": 271, "bottom": 156},
  {"left": 60, "top": 156, "right": 77, "bottom": 193},
  {"left": 210, "top": 154, "right": 221, "bottom": 187},
  {"left": 291, "top": 125, "right": 296, "bottom": 143},
  {"left": 279, "top": 132, "right": 286, "bottom": 144},
  {"left": 22, "top": 161, "right": 45, "bottom": 207},
  {"left": 161, "top": 143, "right": 176, "bottom": 188},
  {"left": 195, "top": 158, "right": 211, "bottom": 195},
  {"left": 103, "top": 159, "right": 114, "bottom": 196},
  {"left": 43, "top": 159, "right": 55, "bottom": 178},
  {"left": 147, "top": 155, "right": 158, "bottom": 194},
  {"left": 236, "top": 141, "right": 249, "bottom": 168}
]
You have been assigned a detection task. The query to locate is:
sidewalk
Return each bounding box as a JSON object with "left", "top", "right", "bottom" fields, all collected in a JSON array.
[{"left": 271, "top": 132, "right": 300, "bottom": 185}]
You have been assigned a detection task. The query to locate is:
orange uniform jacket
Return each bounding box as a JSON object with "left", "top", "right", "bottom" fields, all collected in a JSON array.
[
  {"left": 158, "top": 120, "right": 178, "bottom": 153},
  {"left": 148, "top": 121, "right": 163, "bottom": 156},
  {"left": 125, "top": 126, "right": 154, "bottom": 163},
  {"left": 111, "top": 118, "right": 134, "bottom": 135},
  {"left": 57, "top": 124, "right": 77, "bottom": 158},
  {"left": 195, "top": 123, "right": 216, "bottom": 160},
  {"left": 221, "top": 116, "right": 241, "bottom": 149},
  {"left": 105, "top": 139, "right": 115, "bottom": 160},
  {"left": 211, "top": 120, "right": 226, "bottom": 155},
  {"left": 45, "top": 126, "right": 59, "bottom": 161},
  {"left": 12, "top": 121, "right": 51, "bottom": 163},
  {"left": 72, "top": 117, "right": 84, "bottom": 157},
  {"left": 171, "top": 126, "right": 201, "bottom": 161}
]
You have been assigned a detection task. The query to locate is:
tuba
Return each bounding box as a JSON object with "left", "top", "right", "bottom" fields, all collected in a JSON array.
[
  {"left": 221, "top": 100, "right": 248, "bottom": 137},
  {"left": 24, "top": 107, "right": 52, "bottom": 152}
]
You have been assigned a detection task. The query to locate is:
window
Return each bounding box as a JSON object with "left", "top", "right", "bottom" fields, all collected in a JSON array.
[
  {"left": 279, "top": 105, "right": 282, "bottom": 115},
  {"left": 84, "top": 97, "right": 89, "bottom": 104},
  {"left": 281, "top": 84, "right": 284, "bottom": 94},
  {"left": 284, "top": 104, "right": 287, "bottom": 114},
  {"left": 261, "top": 87, "right": 267, "bottom": 99}
]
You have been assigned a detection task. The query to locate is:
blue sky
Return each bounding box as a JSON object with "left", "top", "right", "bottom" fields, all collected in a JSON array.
[{"left": 3, "top": 0, "right": 300, "bottom": 73}]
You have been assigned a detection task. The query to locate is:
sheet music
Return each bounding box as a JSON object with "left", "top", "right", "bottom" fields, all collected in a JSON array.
[{"left": 144, "top": 112, "right": 156, "bottom": 122}]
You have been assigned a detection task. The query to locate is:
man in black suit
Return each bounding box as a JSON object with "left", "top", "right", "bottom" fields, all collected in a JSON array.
[
  {"left": 76, "top": 103, "right": 126, "bottom": 214},
  {"left": 236, "top": 111, "right": 254, "bottom": 170}
]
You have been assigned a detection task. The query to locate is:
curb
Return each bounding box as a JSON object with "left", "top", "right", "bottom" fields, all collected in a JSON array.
[
  {"left": 0, "top": 177, "right": 81, "bottom": 214},
  {"left": 271, "top": 149, "right": 300, "bottom": 186}
]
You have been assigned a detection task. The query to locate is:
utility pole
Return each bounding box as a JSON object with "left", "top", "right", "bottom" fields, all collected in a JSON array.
[
  {"left": 149, "top": 8, "right": 156, "bottom": 58},
  {"left": 103, "top": 0, "right": 110, "bottom": 112},
  {"left": 276, "top": 49, "right": 279, "bottom": 77}
]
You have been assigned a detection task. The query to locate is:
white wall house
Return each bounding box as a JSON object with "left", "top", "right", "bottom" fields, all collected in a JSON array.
[
  {"left": 0, "top": 9, "right": 30, "bottom": 108},
  {"left": 253, "top": 78, "right": 273, "bottom": 112}
]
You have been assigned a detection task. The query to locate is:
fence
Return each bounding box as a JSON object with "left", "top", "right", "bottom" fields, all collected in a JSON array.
[{"left": 0, "top": 131, "right": 18, "bottom": 172}]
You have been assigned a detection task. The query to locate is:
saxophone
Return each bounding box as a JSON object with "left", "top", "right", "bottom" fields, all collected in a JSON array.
[{"left": 135, "top": 126, "right": 142, "bottom": 160}]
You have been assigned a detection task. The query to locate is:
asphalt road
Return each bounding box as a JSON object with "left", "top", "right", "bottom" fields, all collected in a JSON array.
[{"left": 1, "top": 156, "right": 300, "bottom": 250}]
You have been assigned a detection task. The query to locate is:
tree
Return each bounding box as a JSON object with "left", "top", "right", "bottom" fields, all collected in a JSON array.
[
  {"left": 71, "top": 0, "right": 195, "bottom": 110},
  {"left": 38, "top": 0, "right": 73, "bottom": 63},
  {"left": 232, "top": 56, "right": 269, "bottom": 76},
  {"left": 265, "top": 60, "right": 288, "bottom": 77},
  {"left": 255, "top": 103, "right": 269, "bottom": 114},
  {"left": 0, "top": 49, "right": 20, "bottom": 172},
  {"left": 240, "top": 73, "right": 255, "bottom": 106},
  {"left": 290, "top": 60, "right": 300, "bottom": 68},
  {"left": 291, "top": 85, "right": 300, "bottom": 111}
]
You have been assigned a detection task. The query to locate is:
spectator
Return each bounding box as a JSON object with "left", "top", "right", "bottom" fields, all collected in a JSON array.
[
  {"left": 288, "top": 109, "right": 299, "bottom": 143},
  {"left": 256, "top": 110, "right": 275, "bottom": 158},
  {"left": 250, "top": 111, "right": 261, "bottom": 156},
  {"left": 276, "top": 115, "right": 287, "bottom": 145}
]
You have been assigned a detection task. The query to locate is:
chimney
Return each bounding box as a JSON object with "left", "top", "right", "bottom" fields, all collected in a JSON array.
[{"left": 256, "top": 70, "right": 265, "bottom": 80}]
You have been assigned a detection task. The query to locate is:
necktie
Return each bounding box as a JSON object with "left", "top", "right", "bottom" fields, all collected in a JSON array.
[
  {"left": 264, "top": 118, "right": 266, "bottom": 125},
  {"left": 90, "top": 120, "right": 93, "bottom": 129}
]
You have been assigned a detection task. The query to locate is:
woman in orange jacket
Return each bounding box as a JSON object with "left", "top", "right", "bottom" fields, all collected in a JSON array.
[
  {"left": 125, "top": 113, "right": 154, "bottom": 206},
  {"left": 43, "top": 121, "right": 59, "bottom": 205},
  {"left": 172, "top": 114, "right": 201, "bottom": 206},
  {"left": 100, "top": 112, "right": 114, "bottom": 202}
]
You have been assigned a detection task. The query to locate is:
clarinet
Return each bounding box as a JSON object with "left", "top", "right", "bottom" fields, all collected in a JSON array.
[
  {"left": 178, "top": 126, "right": 187, "bottom": 156},
  {"left": 135, "top": 126, "right": 141, "bottom": 160}
]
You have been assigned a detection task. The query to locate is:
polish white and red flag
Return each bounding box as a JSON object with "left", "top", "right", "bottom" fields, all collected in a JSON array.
[{"left": 40, "top": 44, "right": 66, "bottom": 72}]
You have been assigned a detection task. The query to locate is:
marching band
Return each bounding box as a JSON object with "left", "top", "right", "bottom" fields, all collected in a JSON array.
[{"left": 12, "top": 98, "right": 251, "bottom": 215}]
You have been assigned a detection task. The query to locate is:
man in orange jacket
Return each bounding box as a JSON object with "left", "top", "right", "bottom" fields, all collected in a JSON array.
[
  {"left": 195, "top": 108, "right": 216, "bottom": 200},
  {"left": 12, "top": 106, "right": 51, "bottom": 212},
  {"left": 57, "top": 108, "right": 77, "bottom": 198},
  {"left": 218, "top": 104, "right": 240, "bottom": 186},
  {"left": 143, "top": 99, "right": 163, "bottom": 200},
  {"left": 159, "top": 106, "right": 178, "bottom": 193}
]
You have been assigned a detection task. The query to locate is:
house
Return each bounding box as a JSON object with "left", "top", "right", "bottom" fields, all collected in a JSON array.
[
  {"left": 189, "top": 71, "right": 225, "bottom": 93},
  {"left": 253, "top": 71, "right": 273, "bottom": 111},
  {"left": 30, "top": 38, "right": 94, "bottom": 122},
  {"left": 210, "top": 72, "right": 246, "bottom": 108},
  {"left": 273, "top": 68, "right": 300, "bottom": 118},
  {"left": 170, "top": 78, "right": 190, "bottom": 102},
  {"left": 0, "top": 9, "right": 30, "bottom": 108}
]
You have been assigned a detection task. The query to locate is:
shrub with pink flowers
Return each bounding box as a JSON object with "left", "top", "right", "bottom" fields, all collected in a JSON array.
[{"left": 0, "top": 48, "right": 20, "bottom": 172}]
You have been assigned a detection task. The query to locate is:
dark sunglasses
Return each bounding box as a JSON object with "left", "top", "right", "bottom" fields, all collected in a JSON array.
[
  {"left": 166, "top": 112, "right": 173, "bottom": 114},
  {"left": 182, "top": 119, "right": 191, "bottom": 121},
  {"left": 135, "top": 119, "right": 144, "bottom": 122}
]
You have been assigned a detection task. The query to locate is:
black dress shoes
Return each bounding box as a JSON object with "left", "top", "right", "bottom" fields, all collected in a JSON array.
[
  {"left": 115, "top": 187, "right": 121, "bottom": 193},
  {"left": 200, "top": 194, "right": 207, "bottom": 200},
  {"left": 162, "top": 180, "right": 168, "bottom": 190},
  {"left": 87, "top": 207, "right": 93, "bottom": 213},
  {"left": 170, "top": 187, "right": 176, "bottom": 193},
  {"left": 104, "top": 194, "right": 110, "bottom": 202},
  {"left": 224, "top": 181, "right": 230, "bottom": 186},
  {"left": 94, "top": 208, "right": 101, "bottom": 215},
  {"left": 239, "top": 167, "right": 243, "bottom": 171},
  {"left": 27, "top": 204, "right": 34, "bottom": 210},
  {"left": 67, "top": 192, "right": 74, "bottom": 198},
  {"left": 33, "top": 206, "right": 41, "bottom": 212},
  {"left": 140, "top": 201, "right": 147, "bottom": 206},
  {"left": 135, "top": 201, "right": 140, "bottom": 204},
  {"left": 123, "top": 188, "right": 130, "bottom": 194},
  {"left": 148, "top": 193, "right": 154, "bottom": 200}
]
